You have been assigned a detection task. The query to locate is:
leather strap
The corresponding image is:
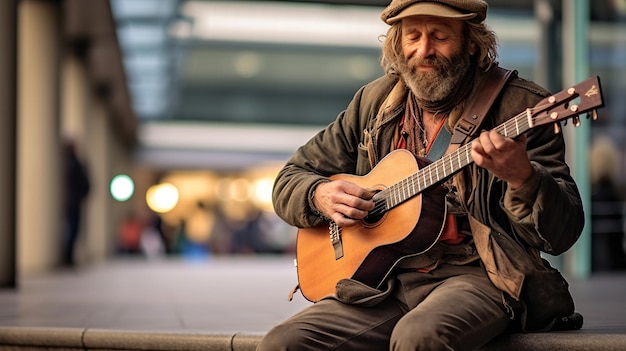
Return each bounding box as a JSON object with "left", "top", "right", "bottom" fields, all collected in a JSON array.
[{"left": 450, "top": 66, "right": 516, "bottom": 145}]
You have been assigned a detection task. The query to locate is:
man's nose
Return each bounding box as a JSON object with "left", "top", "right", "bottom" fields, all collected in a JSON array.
[{"left": 417, "top": 37, "right": 435, "bottom": 58}]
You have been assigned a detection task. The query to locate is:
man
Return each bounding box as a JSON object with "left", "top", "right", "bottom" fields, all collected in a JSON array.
[
  {"left": 257, "top": 0, "right": 584, "bottom": 350},
  {"left": 63, "top": 139, "right": 90, "bottom": 267}
]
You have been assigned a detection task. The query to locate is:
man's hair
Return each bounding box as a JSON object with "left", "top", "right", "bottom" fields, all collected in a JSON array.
[{"left": 380, "top": 20, "right": 499, "bottom": 76}]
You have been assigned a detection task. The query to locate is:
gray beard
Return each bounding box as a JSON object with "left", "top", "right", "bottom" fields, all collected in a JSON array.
[{"left": 396, "top": 50, "right": 471, "bottom": 112}]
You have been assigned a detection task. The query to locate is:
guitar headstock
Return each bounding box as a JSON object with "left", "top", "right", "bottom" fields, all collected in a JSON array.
[{"left": 529, "top": 76, "right": 604, "bottom": 131}]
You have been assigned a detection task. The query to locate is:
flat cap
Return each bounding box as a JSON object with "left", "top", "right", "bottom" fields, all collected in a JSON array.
[{"left": 381, "top": 0, "right": 488, "bottom": 24}]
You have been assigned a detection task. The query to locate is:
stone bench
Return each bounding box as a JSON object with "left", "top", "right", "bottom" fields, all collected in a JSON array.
[{"left": 1, "top": 326, "right": 626, "bottom": 351}]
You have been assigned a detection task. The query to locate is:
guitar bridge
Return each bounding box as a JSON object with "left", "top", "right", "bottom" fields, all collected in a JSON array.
[{"left": 329, "top": 221, "right": 344, "bottom": 260}]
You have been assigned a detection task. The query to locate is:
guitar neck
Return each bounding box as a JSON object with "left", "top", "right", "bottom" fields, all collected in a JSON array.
[{"left": 379, "top": 110, "right": 532, "bottom": 209}]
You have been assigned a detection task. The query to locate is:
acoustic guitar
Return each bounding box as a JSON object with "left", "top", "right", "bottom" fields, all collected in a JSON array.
[{"left": 295, "top": 76, "right": 604, "bottom": 302}]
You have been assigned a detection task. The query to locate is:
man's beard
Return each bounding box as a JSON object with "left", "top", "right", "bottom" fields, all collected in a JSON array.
[{"left": 396, "top": 47, "right": 472, "bottom": 112}]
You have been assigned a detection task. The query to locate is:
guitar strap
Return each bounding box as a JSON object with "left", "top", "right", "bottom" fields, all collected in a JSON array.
[
  {"left": 425, "top": 66, "right": 515, "bottom": 160},
  {"left": 449, "top": 66, "right": 516, "bottom": 147}
]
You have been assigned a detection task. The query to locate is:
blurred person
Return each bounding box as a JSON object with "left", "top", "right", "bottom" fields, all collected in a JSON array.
[
  {"left": 590, "top": 135, "right": 626, "bottom": 271},
  {"left": 139, "top": 212, "right": 167, "bottom": 259},
  {"left": 257, "top": 1, "right": 585, "bottom": 350},
  {"left": 62, "top": 140, "right": 90, "bottom": 267},
  {"left": 117, "top": 211, "right": 144, "bottom": 255}
]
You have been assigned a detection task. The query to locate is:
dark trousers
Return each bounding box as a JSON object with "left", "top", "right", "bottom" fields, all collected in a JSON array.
[
  {"left": 64, "top": 211, "right": 81, "bottom": 266},
  {"left": 257, "top": 264, "right": 510, "bottom": 351}
]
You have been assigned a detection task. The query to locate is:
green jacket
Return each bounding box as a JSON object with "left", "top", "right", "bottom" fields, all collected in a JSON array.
[{"left": 273, "top": 68, "right": 584, "bottom": 331}]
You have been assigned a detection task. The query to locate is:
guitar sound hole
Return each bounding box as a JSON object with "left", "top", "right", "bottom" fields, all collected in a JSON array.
[
  {"left": 364, "top": 211, "right": 384, "bottom": 224},
  {"left": 362, "top": 197, "right": 386, "bottom": 227}
]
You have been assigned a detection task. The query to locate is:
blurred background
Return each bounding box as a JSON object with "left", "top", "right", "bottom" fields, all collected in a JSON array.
[{"left": 1, "top": 0, "right": 625, "bottom": 286}]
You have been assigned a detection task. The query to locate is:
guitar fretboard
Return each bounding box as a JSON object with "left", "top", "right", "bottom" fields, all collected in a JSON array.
[{"left": 371, "top": 109, "right": 533, "bottom": 216}]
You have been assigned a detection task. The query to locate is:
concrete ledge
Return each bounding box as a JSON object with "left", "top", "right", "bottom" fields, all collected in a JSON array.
[
  {"left": 1, "top": 326, "right": 626, "bottom": 351},
  {"left": 479, "top": 329, "right": 626, "bottom": 351},
  {"left": 0, "top": 327, "right": 84, "bottom": 348},
  {"left": 0, "top": 327, "right": 261, "bottom": 351}
]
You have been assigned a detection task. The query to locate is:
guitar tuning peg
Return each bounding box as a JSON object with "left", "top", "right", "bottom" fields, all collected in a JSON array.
[
  {"left": 573, "top": 116, "right": 581, "bottom": 127},
  {"left": 553, "top": 122, "right": 561, "bottom": 134},
  {"left": 592, "top": 109, "right": 598, "bottom": 121}
]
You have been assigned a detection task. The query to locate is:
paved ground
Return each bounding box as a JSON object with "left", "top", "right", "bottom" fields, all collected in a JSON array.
[
  {"left": 0, "top": 254, "right": 625, "bottom": 336},
  {"left": 0, "top": 256, "right": 310, "bottom": 334}
]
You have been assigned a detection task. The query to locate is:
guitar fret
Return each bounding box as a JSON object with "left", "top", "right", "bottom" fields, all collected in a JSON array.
[
  {"left": 429, "top": 167, "right": 433, "bottom": 185},
  {"left": 401, "top": 178, "right": 408, "bottom": 201},
  {"left": 395, "top": 184, "right": 402, "bottom": 203},
  {"left": 392, "top": 185, "right": 399, "bottom": 206}
]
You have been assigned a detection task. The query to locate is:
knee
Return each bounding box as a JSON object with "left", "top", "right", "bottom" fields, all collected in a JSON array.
[
  {"left": 256, "top": 323, "right": 305, "bottom": 351},
  {"left": 390, "top": 316, "right": 454, "bottom": 351}
]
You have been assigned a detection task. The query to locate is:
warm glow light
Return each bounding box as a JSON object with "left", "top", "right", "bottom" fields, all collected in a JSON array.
[
  {"left": 110, "top": 174, "right": 135, "bottom": 202},
  {"left": 230, "top": 178, "right": 251, "bottom": 202},
  {"left": 185, "top": 209, "right": 215, "bottom": 243},
  {"left": 245, "top": 163, "right": 282, "bottom": 212},
  {"left": 146, "top": 183, "right": 179, "bottom": 213},
  {"left": 252, "top": 177, "right": 275, "bottom": 211}
]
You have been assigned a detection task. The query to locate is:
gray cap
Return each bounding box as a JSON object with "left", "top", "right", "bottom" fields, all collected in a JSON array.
[{"left": 381, "top": 0, "right": 488, "bottom": 24}]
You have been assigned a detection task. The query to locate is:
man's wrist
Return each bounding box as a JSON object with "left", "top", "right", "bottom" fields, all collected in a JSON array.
[
  {"left": 507, "top": 163, "right": 541, "bottom": 202},
  {"left": 308, "top": 180, "right": 330, "bottom": 220}
]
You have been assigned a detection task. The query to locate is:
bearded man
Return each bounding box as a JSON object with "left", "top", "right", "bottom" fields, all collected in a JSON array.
[{"left": 257, "top": 1, "right": 584, "bottom": 350}]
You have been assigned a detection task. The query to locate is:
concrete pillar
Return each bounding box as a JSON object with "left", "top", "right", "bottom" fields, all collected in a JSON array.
[
  {"left": 17, "top": 0, "right": 63, "bottom": 275},
  {"left": 60, "top": 53, "right": 91, "bottom": 264},
  {"left": 0, "top": 0, "right": 18, "bottom": 287},
  {"left": 61, "top": 55, "right": 89, "bottom": 146},
  {"left": 83, "top": 97, "right": 113, "bottom": 263},
  {"left": 62, "top": 77, "right": 131, "bottom": 265}
]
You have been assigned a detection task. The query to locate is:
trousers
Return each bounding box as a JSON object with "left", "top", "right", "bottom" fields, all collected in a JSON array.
[{"left": 256, "top": 264, "right": 511, "bottom": 351}]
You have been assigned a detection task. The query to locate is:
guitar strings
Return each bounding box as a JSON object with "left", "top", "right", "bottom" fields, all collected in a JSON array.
[
  {"left": 368, "top": 88, "right": 593, "bottom": 218},
  {"left": 369, "top": 110, "right": 534, "bottom": 218}
]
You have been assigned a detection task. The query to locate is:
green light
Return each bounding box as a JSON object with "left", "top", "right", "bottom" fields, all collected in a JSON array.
[{"left": 110, "top": 174, "right": 134, "bottom": 202}]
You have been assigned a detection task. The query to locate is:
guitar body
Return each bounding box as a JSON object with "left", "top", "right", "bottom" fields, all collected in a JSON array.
[{"left": 296, "top": 150, "right": 448, "bottom": 302}]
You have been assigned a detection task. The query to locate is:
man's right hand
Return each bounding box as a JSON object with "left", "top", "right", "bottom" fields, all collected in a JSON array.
[{"left": 313, "top": 180, "right": 375, "bottom": 227}]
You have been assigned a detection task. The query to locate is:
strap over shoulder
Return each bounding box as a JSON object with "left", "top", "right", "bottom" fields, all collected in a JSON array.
[{"left": 450, "top": 66, "right": 516, "bottom": 145}]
